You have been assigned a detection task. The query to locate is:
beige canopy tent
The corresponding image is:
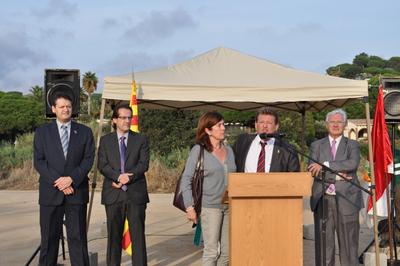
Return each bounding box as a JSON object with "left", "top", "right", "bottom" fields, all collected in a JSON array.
[
  {"left": 94, "top": 47, "right": 381, "bottom": 265},
  {"left": 102, "top": 47, "right": 367, "bottom": 112}
]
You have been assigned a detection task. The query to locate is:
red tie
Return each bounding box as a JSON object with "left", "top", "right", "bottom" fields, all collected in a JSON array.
[{"left": 257, "top": 141, "right": 267, "bottom": 172}]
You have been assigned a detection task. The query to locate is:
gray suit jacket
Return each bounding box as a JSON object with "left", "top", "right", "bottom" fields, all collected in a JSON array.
[{"left": 309, "top": 136, "right": 363, "bottom": 215}]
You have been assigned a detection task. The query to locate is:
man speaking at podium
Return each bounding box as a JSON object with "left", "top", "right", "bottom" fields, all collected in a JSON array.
[{"left": 233, "top": 107, "right": 300, "bottom": 173}]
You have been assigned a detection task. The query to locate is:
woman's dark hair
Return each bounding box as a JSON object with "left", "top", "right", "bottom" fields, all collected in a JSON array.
[
  {"left": 195, "top": 111, "right": 224, "bottom": 152},
  {"left": 111, "top": 103, "right": 132, "bottom": 130}
]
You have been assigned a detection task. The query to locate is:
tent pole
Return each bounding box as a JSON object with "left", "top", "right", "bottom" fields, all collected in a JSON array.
[
  {"left": 300, "top": 110, "right": 306, "bottom": 170},
  {"left": 86, "top": 98, "right": 106, "bottom": 232},
  {"left": 365, "top": 97, "right": 380, "bottom": 266}
]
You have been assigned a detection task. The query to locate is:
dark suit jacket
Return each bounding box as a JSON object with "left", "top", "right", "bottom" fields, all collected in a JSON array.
[
  {"left": 33, "top": 120, "right": 95, "bottom": 206},
  {"left": 233, "top": 133, "right": 300, "bottom": 173},
  {"left": 98, "top": 131, "right": 150, "bottom": 205},
  {"left": 309, "top": 136, "right": 363, "bottom": 215}
]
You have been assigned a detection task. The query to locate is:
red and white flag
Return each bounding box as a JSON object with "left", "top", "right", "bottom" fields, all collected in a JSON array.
[{"left": 367, "top": 84, "right": 394, "bottom": 216}]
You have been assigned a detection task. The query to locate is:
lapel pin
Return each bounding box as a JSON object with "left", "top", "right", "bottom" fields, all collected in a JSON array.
[{"left": 73, "top": 130, "right": 77, "bottom": 134}]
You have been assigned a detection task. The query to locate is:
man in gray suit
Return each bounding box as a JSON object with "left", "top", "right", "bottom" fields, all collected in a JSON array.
[{"left": 308, "top": 108, "right": 363, "bottom": 266}]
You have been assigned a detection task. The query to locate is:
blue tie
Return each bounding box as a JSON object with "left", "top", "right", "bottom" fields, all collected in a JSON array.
[
  {"left": 61, "top": 125, "right": 69, "bottom": 158},
  {"left": 120, "top": 136, "right": 128, "bottom": 191}
]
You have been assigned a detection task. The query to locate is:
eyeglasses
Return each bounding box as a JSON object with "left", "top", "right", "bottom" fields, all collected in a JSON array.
[
  {"left": 327, "top": 121, "right": 345, "bottom": 125},
  {"left": 257, "top": 121, "right": 275, "bottom": 125},
  {"left": 118, "top": 116, "right": 132, "bottom": 120}
]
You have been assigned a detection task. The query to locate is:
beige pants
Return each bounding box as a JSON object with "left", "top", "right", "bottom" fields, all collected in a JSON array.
[{"left": 200, "top": 206, "right": 229, "bottom": 266}]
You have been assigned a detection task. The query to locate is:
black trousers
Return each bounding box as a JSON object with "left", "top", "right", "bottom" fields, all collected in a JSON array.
[
  {"left": 105, "top": 200, "right": 147, "bottom": 266},
  {"left": 39, "top": 203, "right": 89, "bottom": 266}
]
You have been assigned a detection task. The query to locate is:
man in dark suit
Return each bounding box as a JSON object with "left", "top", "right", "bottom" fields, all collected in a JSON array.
[
  {"left": 233, "top": 107, "right": 300, "bottom": 173},
  {"left": 98, "top": 104, "right": 150, "bottom": 266},
  {"left": 308, "top": 108, "right": 362, "bottom": 266},
  {"left": 33, "top": 93, "right": 95, "bottom": 266}
]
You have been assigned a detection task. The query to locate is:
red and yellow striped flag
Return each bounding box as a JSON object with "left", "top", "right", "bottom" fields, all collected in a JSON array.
[
  {"left": 129, "top": 79, "right": 139, "bottom": 132},
  {"left": 122, "top": 78, "right": 139, "bottom": 256},
  {"left": 121, "top": 218, "right": 132, "bottom": 256}
]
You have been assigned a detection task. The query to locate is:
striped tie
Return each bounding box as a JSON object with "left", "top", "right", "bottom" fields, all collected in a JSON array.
[
  {"left": 61, "top": 125, "right": 69, "bottom": 158},
  {"left": 257, "top": 141, "right": 267, "bottom": 172}
]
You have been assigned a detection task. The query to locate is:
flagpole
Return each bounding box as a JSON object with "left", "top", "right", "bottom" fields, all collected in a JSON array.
[
  {"left": 385, "top": 170, "right": 394, "bottom": 259},
  {"left": 365, "top": 97, "right": 381, "bottom": 266},
  {"left": 87, "top": 98, "right": 106, "bottom": 231}
]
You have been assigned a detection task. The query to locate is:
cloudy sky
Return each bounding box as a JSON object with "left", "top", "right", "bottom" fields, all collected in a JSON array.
[{"left": 1, "top": 0, "right": 399, "bottom": 93}]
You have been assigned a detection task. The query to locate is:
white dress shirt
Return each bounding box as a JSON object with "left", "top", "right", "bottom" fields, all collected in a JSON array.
[{"left": 244, "top": 135, "right": 275, "bottom": 173}]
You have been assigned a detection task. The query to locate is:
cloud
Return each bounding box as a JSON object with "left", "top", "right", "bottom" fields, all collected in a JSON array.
[
  {"left": 99, "top": 52, "right": 168, "bottom": 76},
  {"left": 0, "top": 28, "right": 53, "bottom": 91},
  {"left": 38, "top": 27, "right": 75, "bottom": 41},
  {"left": 101, "top": 17, "right": 120, "bottom": 29},
  {"left": 31, "top": 0, "right": 78, "bottom": 19},
  {"left": 122, "top": 7, "right": 196, "bottom": 44},
  {"left": 99, "top": 49, "right": 197, "bottom": 76}
]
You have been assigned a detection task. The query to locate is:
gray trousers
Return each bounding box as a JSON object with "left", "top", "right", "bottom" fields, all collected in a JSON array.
[
  {"left": 314, "top": 195, "right": 360, "bottom": 266},
  {"left": 200, "top": 206, "right": 229, "bottom": 266}
]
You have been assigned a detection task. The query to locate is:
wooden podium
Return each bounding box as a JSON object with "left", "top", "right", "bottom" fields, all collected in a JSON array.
[{"left": 228, "top": 172, "right": 312, "bottom": 266}]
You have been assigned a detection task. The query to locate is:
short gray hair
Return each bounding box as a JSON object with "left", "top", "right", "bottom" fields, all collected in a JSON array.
[{"left": 325, "top": 108, "right": 347, "bottom": 124}]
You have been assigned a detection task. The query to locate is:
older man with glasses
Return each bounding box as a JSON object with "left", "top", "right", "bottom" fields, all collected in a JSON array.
[{"left": 308, "top": 108, "right": 363, "bottom": 266}]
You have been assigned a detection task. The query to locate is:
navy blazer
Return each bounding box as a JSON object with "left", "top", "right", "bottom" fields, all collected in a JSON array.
[
  {"left": 33, "top": 120, "right": 95, "bottom": 206},
  {"left": 232, "top": 133, "right": 300, "bottom": 173},
  {"left": 98, "top": 131, "right": 150, "bottom": 205}
]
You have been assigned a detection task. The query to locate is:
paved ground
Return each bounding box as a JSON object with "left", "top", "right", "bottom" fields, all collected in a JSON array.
[{"left": 0, "top": 191, "right": 377, "bottom": 265}]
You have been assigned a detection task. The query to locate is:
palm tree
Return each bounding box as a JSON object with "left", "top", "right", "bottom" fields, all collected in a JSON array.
[
  {"left": 82, "top": 71, "right": 98, "bottom": 115},
  {"left": 29, "top": 85, "right": 44, "bottom": 103}
]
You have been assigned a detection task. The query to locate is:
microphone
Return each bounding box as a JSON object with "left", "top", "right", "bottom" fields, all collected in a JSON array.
[{"left": 259, "top": 132, "right": 286, "bottom": 140}]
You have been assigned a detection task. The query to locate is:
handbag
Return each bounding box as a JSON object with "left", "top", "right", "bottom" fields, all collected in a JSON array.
[{"left": 173, "top": 145, "right": 205, "bottom": 214}]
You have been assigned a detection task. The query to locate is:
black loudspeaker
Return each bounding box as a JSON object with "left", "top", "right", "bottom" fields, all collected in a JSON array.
[
  {"left": 44, "top": 69, "right": 80, "bottom": 118},
  {"left": 382, "top": 77, "right": 400, "bottom": 122}
]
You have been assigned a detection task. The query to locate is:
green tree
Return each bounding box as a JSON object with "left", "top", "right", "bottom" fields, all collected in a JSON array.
[
  {"left": 29, "top": 85, "right": 44, "bottom": 103},
  {"left": 367, "top": 55, "right": 386, "bottom": 68},
  {"left": 0, "top": 92, "right": 44, "bottom": 142},
  {"left": 327, "top": 64, "right": 362, "bottom": 79},
  {"left": 82, "top": 71, "right": 98, "bottom": 115},
  {"left": 221, "top": 110, "right": 255, "bottom": 127},
  {"left": 386, "top": 56, "right": 400, "bottom": 72},
  {"left": 139, "top": 109, "right": 200, "bottom": 156},
  {"left": 353, "top": 52, "right": 369, "bottom": 68}
]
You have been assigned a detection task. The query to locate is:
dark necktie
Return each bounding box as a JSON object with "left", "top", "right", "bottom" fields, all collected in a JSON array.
[
  {"left": 119, "top": 136, "right": 128, "bottom": 191},
  {"left": 257, "top": 141, "right": 267, "bottom": 173}
]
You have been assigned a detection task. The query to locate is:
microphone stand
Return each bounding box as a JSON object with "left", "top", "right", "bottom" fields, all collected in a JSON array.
[{"left": 267, "top": 135, "right": 371, "bottom": 266}]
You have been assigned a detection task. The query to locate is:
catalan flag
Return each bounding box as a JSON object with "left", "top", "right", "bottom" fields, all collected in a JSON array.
[
  {"left": 121, "top": 218, "right": 132, "bottom": 256},
  {"left": 130, "top": 78, "right": 139, "bottom": 132},
  {"left": 122, "top": 77, "right": 140, "bottom": 256}
]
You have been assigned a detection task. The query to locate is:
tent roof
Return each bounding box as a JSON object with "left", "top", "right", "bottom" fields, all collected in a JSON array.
[{"left": 102, "top": 47, "right": 368, "bottom": 112}]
